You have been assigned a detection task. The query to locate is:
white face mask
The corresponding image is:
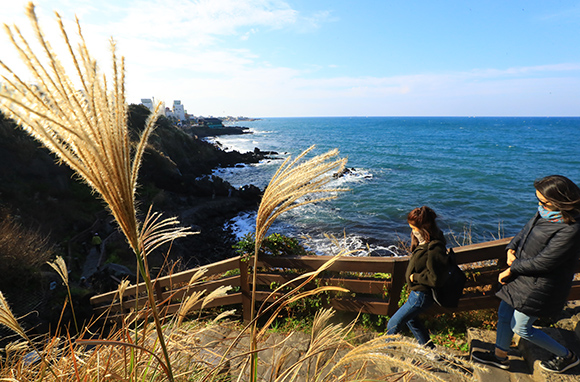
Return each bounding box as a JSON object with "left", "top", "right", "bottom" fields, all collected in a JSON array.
[{"left": 413, "top": 230, "right": 426, "bottom": 245}]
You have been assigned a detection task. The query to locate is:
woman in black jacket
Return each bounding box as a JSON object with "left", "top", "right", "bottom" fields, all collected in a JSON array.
[
  {"left": 386, "top": 206, "right": 449, "bottom": 351},
  {"left": 473, "top": 175, "right": 580, "bottom": 374}
]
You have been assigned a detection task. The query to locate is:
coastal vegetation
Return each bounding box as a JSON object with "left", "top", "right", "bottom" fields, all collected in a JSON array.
[{"left": 0, "top": 3, "right": 484, "bottom": 381}]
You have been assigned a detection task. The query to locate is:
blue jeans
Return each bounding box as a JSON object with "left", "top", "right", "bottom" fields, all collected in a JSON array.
[
  {"left": 387, "top": 290, "right": 434, "bottom": 346},
  {"left": 496, "top": 301, "right": 568, "bottom": 357}
]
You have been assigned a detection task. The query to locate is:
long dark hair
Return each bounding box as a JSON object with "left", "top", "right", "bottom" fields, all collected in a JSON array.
[
  {"left": 534, "top": 175, "right": 580, "bottom": 224},
  {"left": 407, "top": 206, "right": 446, "bottom": 251}
]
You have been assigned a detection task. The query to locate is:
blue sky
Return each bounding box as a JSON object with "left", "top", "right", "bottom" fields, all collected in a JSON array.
[{"left": 1, "top": 0, "right": 579, "bottom": 117}]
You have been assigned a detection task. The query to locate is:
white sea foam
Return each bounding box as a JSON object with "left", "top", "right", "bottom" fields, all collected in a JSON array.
[
  {"left": 329, "top": 168, "right": 373, "bottom": 189},
  {"left": 299, "top": 233, "right": 405, "bottom": 257},
  {"left": 225, "top": 209, "right": 404, "bottom": 258},
  {"left": 204, "top": 130, "right": 259, "bottom": 153},
  {"left": 226, "top": 211, "right": 257, "bottom": 240},
  {"left": 212, "top": 158, "right": 284, "bottom": 189}
]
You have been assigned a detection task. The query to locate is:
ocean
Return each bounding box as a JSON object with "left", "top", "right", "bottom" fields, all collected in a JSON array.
[{"left": 208, "top": 117, "right": 580, "bottom": 256}]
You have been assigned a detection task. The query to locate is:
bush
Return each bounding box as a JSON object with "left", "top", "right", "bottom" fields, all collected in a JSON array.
[
  {"left": 0, "top": 208, "right": 54, "bottom": 290},
  {"left": 233, "top": 232, "right": 316, "bottom": 258}
]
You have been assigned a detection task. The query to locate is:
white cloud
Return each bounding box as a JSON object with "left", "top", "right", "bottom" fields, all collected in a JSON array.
[
  {"left": 124, "top": 61, "right": 580, "bottom": 117},
  {"left": 99, "top": 0, "right": 298, "bottom": 45},
  {"left": 2, "top": 1, "right": 578, "bottom": 117}
]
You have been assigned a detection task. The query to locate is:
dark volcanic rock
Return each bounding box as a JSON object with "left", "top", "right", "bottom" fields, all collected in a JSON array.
[{"left": 0, "top": 106, "right": 270, "bottom": 293}]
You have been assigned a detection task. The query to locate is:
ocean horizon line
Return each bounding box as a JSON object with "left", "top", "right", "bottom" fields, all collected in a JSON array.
[{"left": 250, "top": 115, "right": 580, "bottom": 119}]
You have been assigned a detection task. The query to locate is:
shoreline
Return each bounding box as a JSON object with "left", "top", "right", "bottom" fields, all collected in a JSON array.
[{"left": 186, "top": 125, "right": 251, "bottom": 138}]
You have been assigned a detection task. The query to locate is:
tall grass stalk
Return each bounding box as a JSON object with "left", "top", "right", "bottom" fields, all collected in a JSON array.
[
  {"left": 0, "top": 3, "right": 195, "bottom": 380},
  {"left": 248, "top": 145, "right": 347, "bottom": 382},
  {"left": 47, "top": 255, "right": 79, "bottom": 333},
  {"left": 0, "top": 291, "right": 59, "bottom": 380}
]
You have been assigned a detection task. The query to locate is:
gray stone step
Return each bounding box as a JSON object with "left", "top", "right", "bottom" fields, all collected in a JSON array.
[
  {"left": 185, "top": 321, "right": 580, "bottom": 381},
  {"left": 469, "top": 325, "right": 580, "bottom": 382},
  {"left": 468, "top": 327, "right": 535, "bottom": 382},
  {"left": 518, "top": 327, "right": 580, "bottom": 382}
]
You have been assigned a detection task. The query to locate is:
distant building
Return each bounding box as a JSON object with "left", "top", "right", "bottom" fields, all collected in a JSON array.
[
  {"left": 140, "top": 98, "right": 154, "bottom": 111},
  {"left": 198, "top": 117, "right": 224, "bottom": 128},
  {"left": 173, "top": 100, "right": 185, "bottom": 121},
  {"left": 140, "top": 98, "right": 166, "bottom": 114},
  {"left": 141, "top": 97, "right": 188, "bottom": 121}
]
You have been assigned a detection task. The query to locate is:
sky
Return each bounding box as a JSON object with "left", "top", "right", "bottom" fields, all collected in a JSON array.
[{"left": 1, "top": 0, "right": 579, "bottom": 117}]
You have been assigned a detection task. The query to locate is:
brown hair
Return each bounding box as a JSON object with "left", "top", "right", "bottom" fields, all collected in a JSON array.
[
  {"left": 407, "top": 206, "right": 446, "bottom": 251},
  {"left": 534, "top": 175, "right": 580, "bottom": 224}
]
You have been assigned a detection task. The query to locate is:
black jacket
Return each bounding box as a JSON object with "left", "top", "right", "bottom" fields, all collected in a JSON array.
[
  {"left": 405, "top": 240, "right": 449, "bottom": 292},
  {"left": 496, "top": 212, "right": 580, "bottom": 317}
]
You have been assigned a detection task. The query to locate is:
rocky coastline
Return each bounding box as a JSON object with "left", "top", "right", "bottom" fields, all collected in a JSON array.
[
  {"left": 0, "top": 106, "right": 277, "bottom": 332},
  {"left": 186, "top": 124, "right": 251, "bottom": 138}
]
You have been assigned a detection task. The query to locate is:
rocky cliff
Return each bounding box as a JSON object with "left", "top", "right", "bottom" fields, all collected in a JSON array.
[{"left": 0, "top": 105, "right": 273, "bottom": 295}]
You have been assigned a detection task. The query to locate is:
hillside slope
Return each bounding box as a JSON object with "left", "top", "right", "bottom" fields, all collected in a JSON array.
[{"left": 0, "top": 105, "right": 270, "bottom": 292}]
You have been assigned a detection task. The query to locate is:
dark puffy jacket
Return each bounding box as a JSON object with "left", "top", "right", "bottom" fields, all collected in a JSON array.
[
  {"left": 496, "top": 212, "right": 580, "bottom": 317},
  {"left": 405, "top": 240, "right": 449, "bottom": 292}
]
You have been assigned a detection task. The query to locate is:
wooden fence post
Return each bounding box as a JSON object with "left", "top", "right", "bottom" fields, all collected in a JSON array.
[
  {"left": 387, "top": 259, "right": 408, "bottom": 317},
  {"left": 239, "top": 257, "right": 251, "bottom": 324}
]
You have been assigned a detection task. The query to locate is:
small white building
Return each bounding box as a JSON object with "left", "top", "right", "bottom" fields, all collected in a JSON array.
[
  {"left": 141, "top": 98, "right": 187, "bottom": 121},
  {"left": 140, "top": 98, "right": 154, "bottom": 111},
  {"left": 172, "top": 100, "right": 185, "bottom": 121}
]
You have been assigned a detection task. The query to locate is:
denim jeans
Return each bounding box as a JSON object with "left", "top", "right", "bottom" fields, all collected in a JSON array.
[
  {"left": 496, "top": 300, "right": 568, "bottom": 357},
  {"left": 387, "top": 290, "right": 434, "bottom": 346}
]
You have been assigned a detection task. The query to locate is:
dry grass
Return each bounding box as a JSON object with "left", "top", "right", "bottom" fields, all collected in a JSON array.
[
  {"left": 0, "top": 208, "right": 54, "bottom": 283},
  {"left": 248, "top": 146, "right": 348, "bottom": 381}
]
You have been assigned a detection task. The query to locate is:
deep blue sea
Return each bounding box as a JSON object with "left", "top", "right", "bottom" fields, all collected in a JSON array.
[{"left": 208, "top": 117, "right": 580, "bottom": 256}]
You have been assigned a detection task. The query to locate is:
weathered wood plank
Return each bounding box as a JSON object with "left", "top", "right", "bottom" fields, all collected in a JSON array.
[
  {"left": 89, "top": 256, "right": 242, "bottom": 306},
  {"left": 452, "top": 237, "right": 512, "bottom": 264},
  {"left": 91, "top": 237, "right": 580, "bottom": 323},
  {"left": 327, "top": 298, "right": 390, "bottom": 316},
  {"left": 257, "top": 255, "right": 405, "bottom": 274},
  {"left": 428, "top": 294, "right": 501, "bottom": 314},
  {"left": 101, "top": 293, "right": 244, "bottom": 323},
  {"left": 93, "top": 276, "right": 241, "bottom": 315},
  {"left": 254, "top": 273, "right": 390, "bottom": 295}
]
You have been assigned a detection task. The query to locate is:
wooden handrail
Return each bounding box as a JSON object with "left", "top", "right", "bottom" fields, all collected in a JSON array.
[{"left": 90, "top": 236, "right": 580, "bottom": 323}]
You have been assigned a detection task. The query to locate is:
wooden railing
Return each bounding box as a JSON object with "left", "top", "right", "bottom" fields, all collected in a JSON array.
[{"left": 90, "top": 237, "right": 580, "bottom": 323}]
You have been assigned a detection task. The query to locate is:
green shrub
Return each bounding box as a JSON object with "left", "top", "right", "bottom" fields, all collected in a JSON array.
[{"left": 233, "top": 232, "right": 316, "bottom": 258}]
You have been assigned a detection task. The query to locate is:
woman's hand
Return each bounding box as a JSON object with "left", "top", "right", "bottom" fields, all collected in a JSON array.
[
  {"left": 498, "top": 268, "right": 512, "bottom": 285},
  {"left": 507, "top": 249, "right": 516, "bottom": 266}
]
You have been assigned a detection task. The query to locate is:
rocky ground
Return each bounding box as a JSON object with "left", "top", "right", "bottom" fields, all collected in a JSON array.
[{"left": 186, "top": 302, "right": 580, "bottom": 382}]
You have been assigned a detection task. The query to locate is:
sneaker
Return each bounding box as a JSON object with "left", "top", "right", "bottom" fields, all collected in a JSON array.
[
  {"left": 472, "top": 350, "right": 510, "bottom": 370},
  {"left": 539, "top": 351, "right": 580, "bottom": 374}
]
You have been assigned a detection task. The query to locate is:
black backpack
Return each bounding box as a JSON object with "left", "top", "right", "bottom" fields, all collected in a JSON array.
[{"left": 431, "top": 248, "right": 466, "bottom": 308}]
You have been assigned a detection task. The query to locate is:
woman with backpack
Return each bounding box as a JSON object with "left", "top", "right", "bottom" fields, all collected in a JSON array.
[
  {"left": 472, "top": 175, "right": 580, "bottom": 374},
  {"left": 386, "top": 206, "right": 449, "bottom": 352}
]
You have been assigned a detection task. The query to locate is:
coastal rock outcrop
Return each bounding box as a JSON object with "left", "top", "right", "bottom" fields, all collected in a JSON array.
[{"left": 0, "top": 106, "right": 272, "bottom": 327}]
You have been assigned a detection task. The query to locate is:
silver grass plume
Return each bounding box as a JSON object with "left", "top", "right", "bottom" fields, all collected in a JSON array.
[
  {"left": 0, "top": 3, "right": 195, "bottom": 255},
  {"left": 250, "top": 146, "right": 348, "bottom": 319},
  {"left": 47, "top": 255, "right": 79, "bottom": 332},
  {"left": 247, "top": 146, "right": 347, "bottom": 382},
  {"left": 0, "top": 292, "right": 27, "bottom": 339},
  {"left": 0, "top": 4, "right": 194, "bottom": 380},
  {"left": 0, "top": 292, "right": 60, "bottom": 379},
  {"left": 47, "top": 256, "right": 68, "bottom": 285}
]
